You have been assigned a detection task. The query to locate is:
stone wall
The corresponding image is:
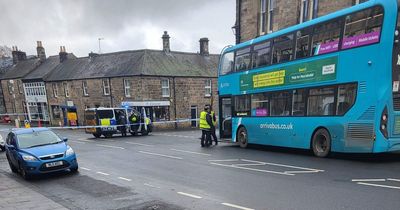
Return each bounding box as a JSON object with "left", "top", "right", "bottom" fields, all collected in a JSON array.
[{"left": 1, "top": 79, "right": 27, "bottom": 120}]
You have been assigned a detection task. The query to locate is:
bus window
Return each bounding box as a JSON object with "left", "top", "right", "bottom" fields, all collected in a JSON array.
[
  {"left": 235, "top": 47, "right": 251, "bottom": 72},
  {"left": 292, "top": 89, "right": 306, "bottom": 116},
  {"left": 295, "top": 28, "right": 312, "bottom": 59},
  {"left": 308, "top": 87, "right": 335, "bottom": 116},
  {"left": 337, "top": 84, "right": 357, "bottom": 115},
  {"left": 342, "top": 6, "right": 383, "bottom": 49},
  {"left": 220, "top": 52, "right": 234, "bottom": 75},
  {"left": 234, "top": 95, "right": 251, "bottom": 116},
  {"left": 272, "top": 34, "right": 294, "bottom": 64},
  {"left": 97, "top": 110, "right": 114, "bottom": 119},
  {"left": 251, "top": 93, "right": 269, "bottom": 116},
  {"left": 270, "top": 91, "right": 292, "bottom": 116},
  {"left": 252, "top": 41, "right": 271, "bottom": 69},
  {"left": 312, "top": 19, "right": 342, "bottom": 55}
]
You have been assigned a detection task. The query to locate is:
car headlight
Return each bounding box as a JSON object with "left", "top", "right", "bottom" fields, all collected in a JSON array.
[
  {"left": 22, "top": 155, "right": 37, "bottom": 161},
  {"left": 65, "top": 147, "right": 75, "bottom": 156}
]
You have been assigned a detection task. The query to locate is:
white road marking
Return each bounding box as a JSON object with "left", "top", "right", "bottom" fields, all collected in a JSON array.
[
  {"left": 357, "top": 182, "right": 400, "bottom": 190},
  {"left": 139, "top": 151, "right": 183, "bottom": 160},
  {"left": 77, "top": 139, "right": 93, "bottom": 142},
  {"left": 96, "top": 144, "right": 125, "bottom": 150},
  {"left": 208, "top": 159, "right": 239, "bottom": 162},
  {"left": 209, "top": 162, "right": 293, "bottom": 176},
  {"left": 221, "top": 202, "right": 254, "bottom": 210},
  {"left": 351, "top": 179, "right": 386, "bottom": 182},
  {"left": 285, "top": 170, "right": 321, "bottom": 174},
  {"left": 177, "top": 192, "right": 202, "bottom": 199},
  {"left": 96, "top": 171, "right": 110, "bottom": 176},
  {"left": 170, "top": 148, "right": 211, "bottom": 156},
  {"left": 80, "top": 167, "right": 91, "bottom": 171},
  {"left": 118, "top": 177, "right": 132, "bottom": 182},
  {"left": 387, "top": 178, "right": 400, "bottom": 182},
  {"left": 125, "top": 142, "right": 154, "bottom": 147},
  {"left": 144, "top": 183, "right": 161, "bottom": 189},
  {"left": 70, "top": 140, "right": 85, "bottom": 144},
  {"left": 241, "top": 159, "right": 324, "bottom": 172}
]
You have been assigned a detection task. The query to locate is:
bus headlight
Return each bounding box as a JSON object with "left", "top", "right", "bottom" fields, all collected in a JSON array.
[{"left": 380, "top": 107, "right": 388, "bottom": 139}]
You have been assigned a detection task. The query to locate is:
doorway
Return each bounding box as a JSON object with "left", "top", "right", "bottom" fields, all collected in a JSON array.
[{"left": 190, "top": 106, "right": 198, "bottom": 127}]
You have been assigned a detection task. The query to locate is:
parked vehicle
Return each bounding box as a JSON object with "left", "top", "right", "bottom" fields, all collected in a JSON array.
[
  {"left": 84, "top": 107, "right": 152, "bottom": 138},
  {"left": 2, "top": 115, "right": 11, "bottom": 123},
  {"left": 0, "top": 134, "right": 5, "bottom": 151},
  {"left": 5, "top": 128, "right": 78, "bottom": 179}
]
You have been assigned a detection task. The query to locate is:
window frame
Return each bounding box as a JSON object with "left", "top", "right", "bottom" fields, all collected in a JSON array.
[
  {"left": 52, "top": 83, "right": 58, "bottom": 98},
  {"left": 63, "top": 82, "right": 69, "bottom": 98},
  {"left": 205, "top": 79, "right": 212, "bottom": 97},
  {"left": 102, "top": 79, "right": 110, "bottom": 96},
  {"left": 161, "top": 79, "right": 170, "bottom": 98},
  {"left": 124, "top": 79, "right": 131, "bottom": 97}
]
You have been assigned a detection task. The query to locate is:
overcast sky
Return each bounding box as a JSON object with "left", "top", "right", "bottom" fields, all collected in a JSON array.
[{"left": 0, "top": 0, "right": 235, "bottom": 57}]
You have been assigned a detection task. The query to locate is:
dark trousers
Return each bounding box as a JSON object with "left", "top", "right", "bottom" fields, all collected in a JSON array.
[
  {"left": 201, "top": 130, "right": 211, "bottom": 146},
  {"left": 119, "top": 125, "right": 127, "bottom": 136},
  {"left": 211, "top": 127, "right": 218, "bottom": 145}
]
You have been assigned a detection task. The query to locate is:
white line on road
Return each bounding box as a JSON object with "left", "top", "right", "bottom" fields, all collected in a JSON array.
[
  {"left": 177, "top": 192, "right": 202, "bottom": 199},
  {"left": 144, "top": 183, "right": 161, "bottom": 189},
  {"left": 387, "top": 178, "right": 400, "bottom": 182},
  {"left": 221, "top": 202, "right": 254, "bottom": 210},
  {"left": 285, "top": 170, "right": 321, "bottom": 174},
  {"left": 241, "top": 159, "right": 324, "bottom": 172},
  {"left": 118, "top": 177, "right": 132, "bottom": 182},
  {"left": 351, "top": 179, "right": 386, "bottom": 182},
  {"left": 357, "top": 182, "right": 400, "bottom": 190},
  {"left": 96, "top": 171, "right": 110, "bottom": 176},
  {"left": 170, "top": 148, "right": 211, "bottom": 156},
  {"left": 208, "top": 159, "right": 239, "bottom": 162},
  {"left": 96, "top": 144, "right": 125, "bottom": 150},
  {"left": 209, "top": 162, "right": 293, "bottom": 176},
  {"left": 139, "top": 151, "right": 183, "bottom": 160},
  {"left": 70, "top": 140, "right": 85, "bottom": 144},
  {"left": 125, "top": 142, "right": 154, "bottom": 147},
  {"left": 80, "top": 167, "right": 91, "bottom": 171},
  {"left": 77, "top": 139, "right": 93, "bottom": 143}
]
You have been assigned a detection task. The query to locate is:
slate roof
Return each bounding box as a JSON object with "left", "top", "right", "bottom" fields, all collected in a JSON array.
[
  {"left": 22, "top": 54, "right": 76, "bottom": 81},
  {"left": 0, "top": 58, "right": 40, "bottom": 80},
  {"left": 44, "top": 49, "right": 219, "bottom": 81}
]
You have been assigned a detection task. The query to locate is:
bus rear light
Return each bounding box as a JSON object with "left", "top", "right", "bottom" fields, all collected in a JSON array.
[{"left": 380, "top": 107, "right": 388, "bottom": 139}]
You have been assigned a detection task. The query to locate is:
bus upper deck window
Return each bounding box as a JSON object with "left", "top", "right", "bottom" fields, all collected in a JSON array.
[
  {"left": 234, "top": 47, "right": 251, "bottom": 72},
  {"left": 220, "top": 52, "right": 234, "bottom": 75}
]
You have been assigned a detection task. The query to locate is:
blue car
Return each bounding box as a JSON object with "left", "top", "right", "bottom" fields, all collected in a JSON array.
[{"left": 5, "top": 128, "right": 78, "bottom": 179}]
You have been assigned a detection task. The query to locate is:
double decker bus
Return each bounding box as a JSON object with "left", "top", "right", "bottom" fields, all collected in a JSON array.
[{"left": 218, "top": 0, "right": 400, "bottom": 157}]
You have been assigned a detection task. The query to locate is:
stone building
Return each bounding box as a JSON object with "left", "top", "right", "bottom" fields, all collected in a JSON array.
[
  {"left": 233, "top": 0, "right": 396, "bottom": 44},
  {"left": 41, "top": 32, "right": 219, "bottom": 129}
]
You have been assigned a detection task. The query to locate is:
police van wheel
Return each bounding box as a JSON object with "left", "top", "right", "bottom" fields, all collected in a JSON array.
[
  {"left": 237, "top": 127, "right": 248, "bottom": 148},
  {"left": 93, "top": 134, "right": 101, "bottom": 138},
  {"left": 104, "top": 134, "right": 113, "bottom": 138},
  {"left": 311, "top": 128, "right": 331, "bottom": 158},
  {"left": 130, "top": 132, "right": 136, "bottom": 136}
]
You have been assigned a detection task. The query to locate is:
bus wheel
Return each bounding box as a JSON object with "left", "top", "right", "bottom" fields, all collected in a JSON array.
[
  {"left": 93, "top": 134, "right": 101, "bottom": 138},
  {"left": 237, "top": 127, "right": 248, "bottom": 148},
  {"left": 311, "top": 128, "right": 331, "bottom": 158}
]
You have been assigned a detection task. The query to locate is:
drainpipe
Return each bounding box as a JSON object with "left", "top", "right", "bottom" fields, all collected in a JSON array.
[
  {"left": 109, "top": 78, "right": 114, "bottom": 107},
  {"left": 173, "top": 77, "right": 177, "bottom": 129}
]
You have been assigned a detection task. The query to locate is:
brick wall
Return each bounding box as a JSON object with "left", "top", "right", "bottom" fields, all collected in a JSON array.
[{"left": 1, "top": 79, "right": 27, "bottom": 120}]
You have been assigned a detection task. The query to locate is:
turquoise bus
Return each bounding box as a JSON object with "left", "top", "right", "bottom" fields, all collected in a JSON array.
[{"left": 218, "top": 0, "right": 400, "bottom": 157}]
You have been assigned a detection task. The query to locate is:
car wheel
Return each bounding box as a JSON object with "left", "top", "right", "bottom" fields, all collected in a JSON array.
[
  {"left": 237, "top": 127, "right": 248, "bottom": 148},
  {"left": 0, "top": 146, "right": 4, "bottom": 152},
  {"left": 70, "top": 166, "right": 79, "bottom": 173},
  {"left": 7, "top": 156, "right": 18, "bottom": 173},
  {"left": 311, "top": 128, "right": 331, "bottom": 158},
  {"left": 93, "top": 133, "right": 101, "bottom": 138},
  {"left": 142, "top": 130, "right": 149, "bottom": 136},
  {"left": 19, "top": 163, "right": 30, "bottom": 180},
  {"left": 130, "top": 132, "right": 137, "bottom": 136}
]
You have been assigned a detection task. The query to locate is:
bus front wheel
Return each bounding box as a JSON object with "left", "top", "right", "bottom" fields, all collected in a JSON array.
[
  {"left": 311, "top": 128, "right": 331, "bottom": 158},
  {"left": 237, "top": 127, "right": 248, "bottom": 148}
]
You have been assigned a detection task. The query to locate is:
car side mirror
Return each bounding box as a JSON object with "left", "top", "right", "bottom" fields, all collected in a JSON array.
[
  {"left": 63, "top": 137, "right": 68, "bottom": 142},
  {"left": 8, "top": 145, "right": 15, "bottom": 150}
]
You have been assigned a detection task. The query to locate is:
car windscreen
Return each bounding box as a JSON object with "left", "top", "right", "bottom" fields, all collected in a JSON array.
[
  {"left": 85, "top": 111, "right": 96, "bottom": 120},
  {"left": 17, "top": 130, "right": 63, "bottom": 149},
  {"left": 97, "top": 110, "right": 114, "bottom": 119}
]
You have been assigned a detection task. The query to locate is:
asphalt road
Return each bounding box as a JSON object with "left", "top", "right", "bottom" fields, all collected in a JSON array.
[{"left": 1, "top": 125, "right": 400, "bottom": 210}]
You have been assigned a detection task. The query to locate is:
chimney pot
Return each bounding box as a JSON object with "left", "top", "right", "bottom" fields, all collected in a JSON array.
[
  {"left": 59, "top": 46, "right": 68, "bottom": 63},
  {"left": 162, "top": 31, "right": 171, "bottom": 53},
  {"left": 36, "top": 41, "right": 46, "bottom": 62}
]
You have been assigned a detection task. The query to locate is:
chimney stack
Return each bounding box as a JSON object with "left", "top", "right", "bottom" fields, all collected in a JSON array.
[
  {"left": 36, "top": 41, "right": 46, "bottom": 62},
  {"left": 59, "top": 46, "right": 68, "bottom": 63},
  {"left": 199, "top": 38, "right": 209, "bottom": 56},
  {"left": 162, "top": 31, "right": 170, "bottom": 53},
  {"left": 11, "top": 46, "right": 27, "bottom": 64}
]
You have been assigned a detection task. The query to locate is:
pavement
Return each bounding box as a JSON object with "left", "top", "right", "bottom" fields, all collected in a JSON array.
[{"left": 0, "top": 124, "right": 400, "bottom": 210}]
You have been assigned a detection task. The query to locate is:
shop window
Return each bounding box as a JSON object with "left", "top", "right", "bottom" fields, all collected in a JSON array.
[
  {"left": 251, "top": 93, "right": 269, "bottom": 116},
  {"left": 154, "top": 106, "right": 169, "bottom": 121}
]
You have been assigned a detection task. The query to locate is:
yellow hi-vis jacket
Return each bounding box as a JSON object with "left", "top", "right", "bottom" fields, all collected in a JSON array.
[
  {"left": 199, "top": 111, "right": 210, "bottom": 130},
  {"left": 211, "top": 111, "right": 217, "bottom": 126}
]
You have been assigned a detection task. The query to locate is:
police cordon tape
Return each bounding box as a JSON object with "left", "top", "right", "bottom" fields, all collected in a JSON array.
[
  {"left": 0, "top": 113, "right": 41, "bottom": 116},
  {"left": 0, "top": 118, "right": 204, "bottom": 132}
]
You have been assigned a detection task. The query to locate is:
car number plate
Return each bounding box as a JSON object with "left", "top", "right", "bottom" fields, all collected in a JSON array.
[{"left": 46, "top": 161, "right": 63, "bottom": 168}]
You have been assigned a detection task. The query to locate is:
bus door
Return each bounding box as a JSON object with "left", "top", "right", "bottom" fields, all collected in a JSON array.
[{"left": 219, "top": 96, "right": 232, "bottom": 139}]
